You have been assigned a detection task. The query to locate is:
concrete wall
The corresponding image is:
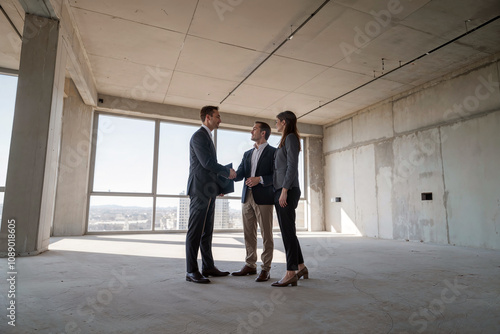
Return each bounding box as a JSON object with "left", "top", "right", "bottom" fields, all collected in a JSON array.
[
  {"left": 52, "top": 78, "right": 93, "bottom": 236},
  {"left": 305, "top": 136, "right": 325, "bottom": 231},
  {"left": 323, "top": 55, "right": 500, "bottom": 250}
]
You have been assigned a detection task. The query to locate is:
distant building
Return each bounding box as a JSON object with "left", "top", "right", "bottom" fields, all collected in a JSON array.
[
  {"left": 177, "top": 191, "right": 190, "bottom": 230},
  {"left": 214, "top": 198, "right": 230, "bottom": 229},
  {"left": 177, "top": 193, "right": 231, "bottom": 230}
]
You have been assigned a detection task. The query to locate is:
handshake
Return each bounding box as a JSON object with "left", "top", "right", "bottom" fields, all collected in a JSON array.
[{"left": 228, "top": 168, "right": 237, "bottom": 180}]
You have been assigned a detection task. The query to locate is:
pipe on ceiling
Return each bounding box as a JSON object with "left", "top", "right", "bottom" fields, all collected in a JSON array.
[
  {"left": 219, "top": 0, "right": 331, "bottom": 104},
  {"left": 299, "top": 15, "right": 500, "bottom": 120}
]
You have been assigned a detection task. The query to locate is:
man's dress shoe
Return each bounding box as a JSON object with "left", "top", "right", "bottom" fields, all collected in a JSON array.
[
  {"left": 255, "top": 270, "right": 270, "bottom": 282},
  {"left": 186, "top": 271, "right": 210, "bottom": 284},
  {"left": 231, "top": 265, "right": 257, "bottom": 276},
  {"left": 202, "top": 267, "right": 230, "bottom": 277}
]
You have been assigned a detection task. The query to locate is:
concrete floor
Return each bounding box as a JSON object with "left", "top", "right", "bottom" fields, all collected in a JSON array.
[{"left": 1, "top": 232, "right": 499, "bottom": 334}]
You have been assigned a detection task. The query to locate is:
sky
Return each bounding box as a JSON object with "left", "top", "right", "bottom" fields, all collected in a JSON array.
[
  {"left": 0, "top": 74, "right": 16, "bottom": 223},
  {"left": 0, "top": 74, "right": 17, "bottom": 188}
]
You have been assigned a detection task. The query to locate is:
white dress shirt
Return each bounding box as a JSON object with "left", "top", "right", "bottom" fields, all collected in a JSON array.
[{"left": 251, "top": 142, "right": 268, "bottom": 184}]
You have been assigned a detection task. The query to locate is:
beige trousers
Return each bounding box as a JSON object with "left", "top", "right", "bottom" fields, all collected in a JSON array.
[{"left": 242, "top": 188, "right": 274, "bottom": 272}]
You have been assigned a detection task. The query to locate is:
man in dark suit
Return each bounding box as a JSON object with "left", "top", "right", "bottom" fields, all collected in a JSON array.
[
  {"left": 186, "top": 105, "right": 236, "bottom": 284},
  {"left": 232, "top": 122, "right": 276, "bottom": 282}
]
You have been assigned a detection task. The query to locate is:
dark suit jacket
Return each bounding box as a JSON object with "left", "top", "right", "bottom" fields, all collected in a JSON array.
[
  {"left": 235, "top": 144, "right": 276, "bottom": 205},
  {"left": 273, "top": 133, "right": 300, "bottom": 190},
  {"left": 187, "top": 127, "right": 230, "bottom": 199}
]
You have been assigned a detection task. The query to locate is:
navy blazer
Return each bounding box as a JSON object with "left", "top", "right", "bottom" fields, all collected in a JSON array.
[
  {"left": 235, "top": 144, "right": 276, "bottom": 205},
  {"left": 187, "top": 127, "right": 230, "bottom": 199},
  {"left": 273, "top": 133, "right": 300, "bottom": 190}
]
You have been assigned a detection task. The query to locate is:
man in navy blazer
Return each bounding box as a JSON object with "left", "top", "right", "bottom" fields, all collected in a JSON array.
[
  {"left": 232, "top": 122, "right": 276, "bottom": 282},
  {"left": 185, "top": 106, "right": 236, "bottom": 284}
]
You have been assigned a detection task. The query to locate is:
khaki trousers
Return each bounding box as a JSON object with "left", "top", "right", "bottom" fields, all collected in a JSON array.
[{"left": 242, "top": 189, "right": 274, "bottom": 272}]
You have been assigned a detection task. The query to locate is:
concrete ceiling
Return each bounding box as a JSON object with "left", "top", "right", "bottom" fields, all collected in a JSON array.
[{"left": 0, "top": 0, "right": 499, "bottom": 125}]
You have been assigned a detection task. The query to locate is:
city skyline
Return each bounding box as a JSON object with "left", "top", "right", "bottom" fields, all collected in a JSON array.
[{"left": 88, "top": 195, "right": 238, "bottom": 232}]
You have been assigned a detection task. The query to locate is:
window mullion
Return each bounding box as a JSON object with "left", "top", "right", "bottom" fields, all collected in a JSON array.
[{"left": 151, "top": 120, "right": 160, "bottom": 231}]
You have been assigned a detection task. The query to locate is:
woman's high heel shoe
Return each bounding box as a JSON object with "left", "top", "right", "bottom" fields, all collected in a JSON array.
[
  {"left": 271, "top": 275, "right": 298, "bottom": 287},
  {"left": 296, "top": 266, "right": 309, "bottom": 279}
]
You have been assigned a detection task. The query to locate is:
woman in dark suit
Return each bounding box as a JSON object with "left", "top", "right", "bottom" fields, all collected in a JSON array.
[{"left": 271, "top": 110, "right": 308, "bottom": 287}]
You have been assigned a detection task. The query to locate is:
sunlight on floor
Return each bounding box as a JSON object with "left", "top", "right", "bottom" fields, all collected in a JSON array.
[{"left": 49, "top": 233, "right": 288, "bottom": 263}]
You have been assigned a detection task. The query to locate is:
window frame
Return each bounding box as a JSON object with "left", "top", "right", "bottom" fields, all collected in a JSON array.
[{"left": 86, "top": 111, "right": 308, "bottom": 234}]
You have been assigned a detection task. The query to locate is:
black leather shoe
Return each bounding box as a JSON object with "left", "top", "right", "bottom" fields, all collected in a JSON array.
[
  {"left": 186, "top": 271, "right": 210, "bottom": 284},
  {"left": 202, "top": 267, "right": 230, "bottom": 277}
]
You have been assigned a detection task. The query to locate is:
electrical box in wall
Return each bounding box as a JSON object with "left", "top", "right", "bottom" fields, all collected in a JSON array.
[{"left": 421, "top": 193, "right": 433, "bottom": 201}]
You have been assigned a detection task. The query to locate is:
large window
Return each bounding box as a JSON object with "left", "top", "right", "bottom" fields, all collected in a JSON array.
[
  {"left": 157, "top": 122, "right": 195, "bottom": 195},
  {"left": 88, "top": 113, "right": 307, "bottom": 232},
  {"left": 155, "top": 122, "right": 198, "bottom": 231},
  {"left": 0, "top": 74, "right": 17, "bottom": 225},
  {"left": 92, "top": 115, "right": 155, "bottom": 193}
]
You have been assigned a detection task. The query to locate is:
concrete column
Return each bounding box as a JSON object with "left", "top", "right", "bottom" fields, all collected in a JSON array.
[
  {"left": 305, "top": 137, "right": 325, "bottom": 231},
  {"left": 0, "top": 14, "right": 65, "bottom": 256},
  {"left": 52, "top": 78, "right": 93, "bottom": 236}
]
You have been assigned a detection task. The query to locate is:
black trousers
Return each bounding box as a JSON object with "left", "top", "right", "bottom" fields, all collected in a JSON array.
[
  {"left": 185, "top": 195, "right": 216, "bottom": 273},
  {"left": 274, "top": 187, "right": 304, "bottom": 271}
]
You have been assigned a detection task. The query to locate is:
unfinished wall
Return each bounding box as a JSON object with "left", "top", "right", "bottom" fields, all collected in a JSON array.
[
  {"left": 324, "top": 55, "right": 500, "bottom": 250},
  {"left": 305, "top": 136, "right": 325, "bottom": 231},
  {"left": 52, "top": 78, "right": 93, "bottom": 236}
]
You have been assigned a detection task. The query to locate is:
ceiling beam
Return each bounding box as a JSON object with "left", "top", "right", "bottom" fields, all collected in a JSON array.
[
  {"left": 0, "top": 66, "right": 18, "bottom": 76},
  {"left": 97, "top": 94, "right": 323, "bottom": 137},
  {"left": 53, "top": 0, "right": 98, "bottom": 106},
  {"left": 8, "top": 0, "right": 98, "bottom": 106}
]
